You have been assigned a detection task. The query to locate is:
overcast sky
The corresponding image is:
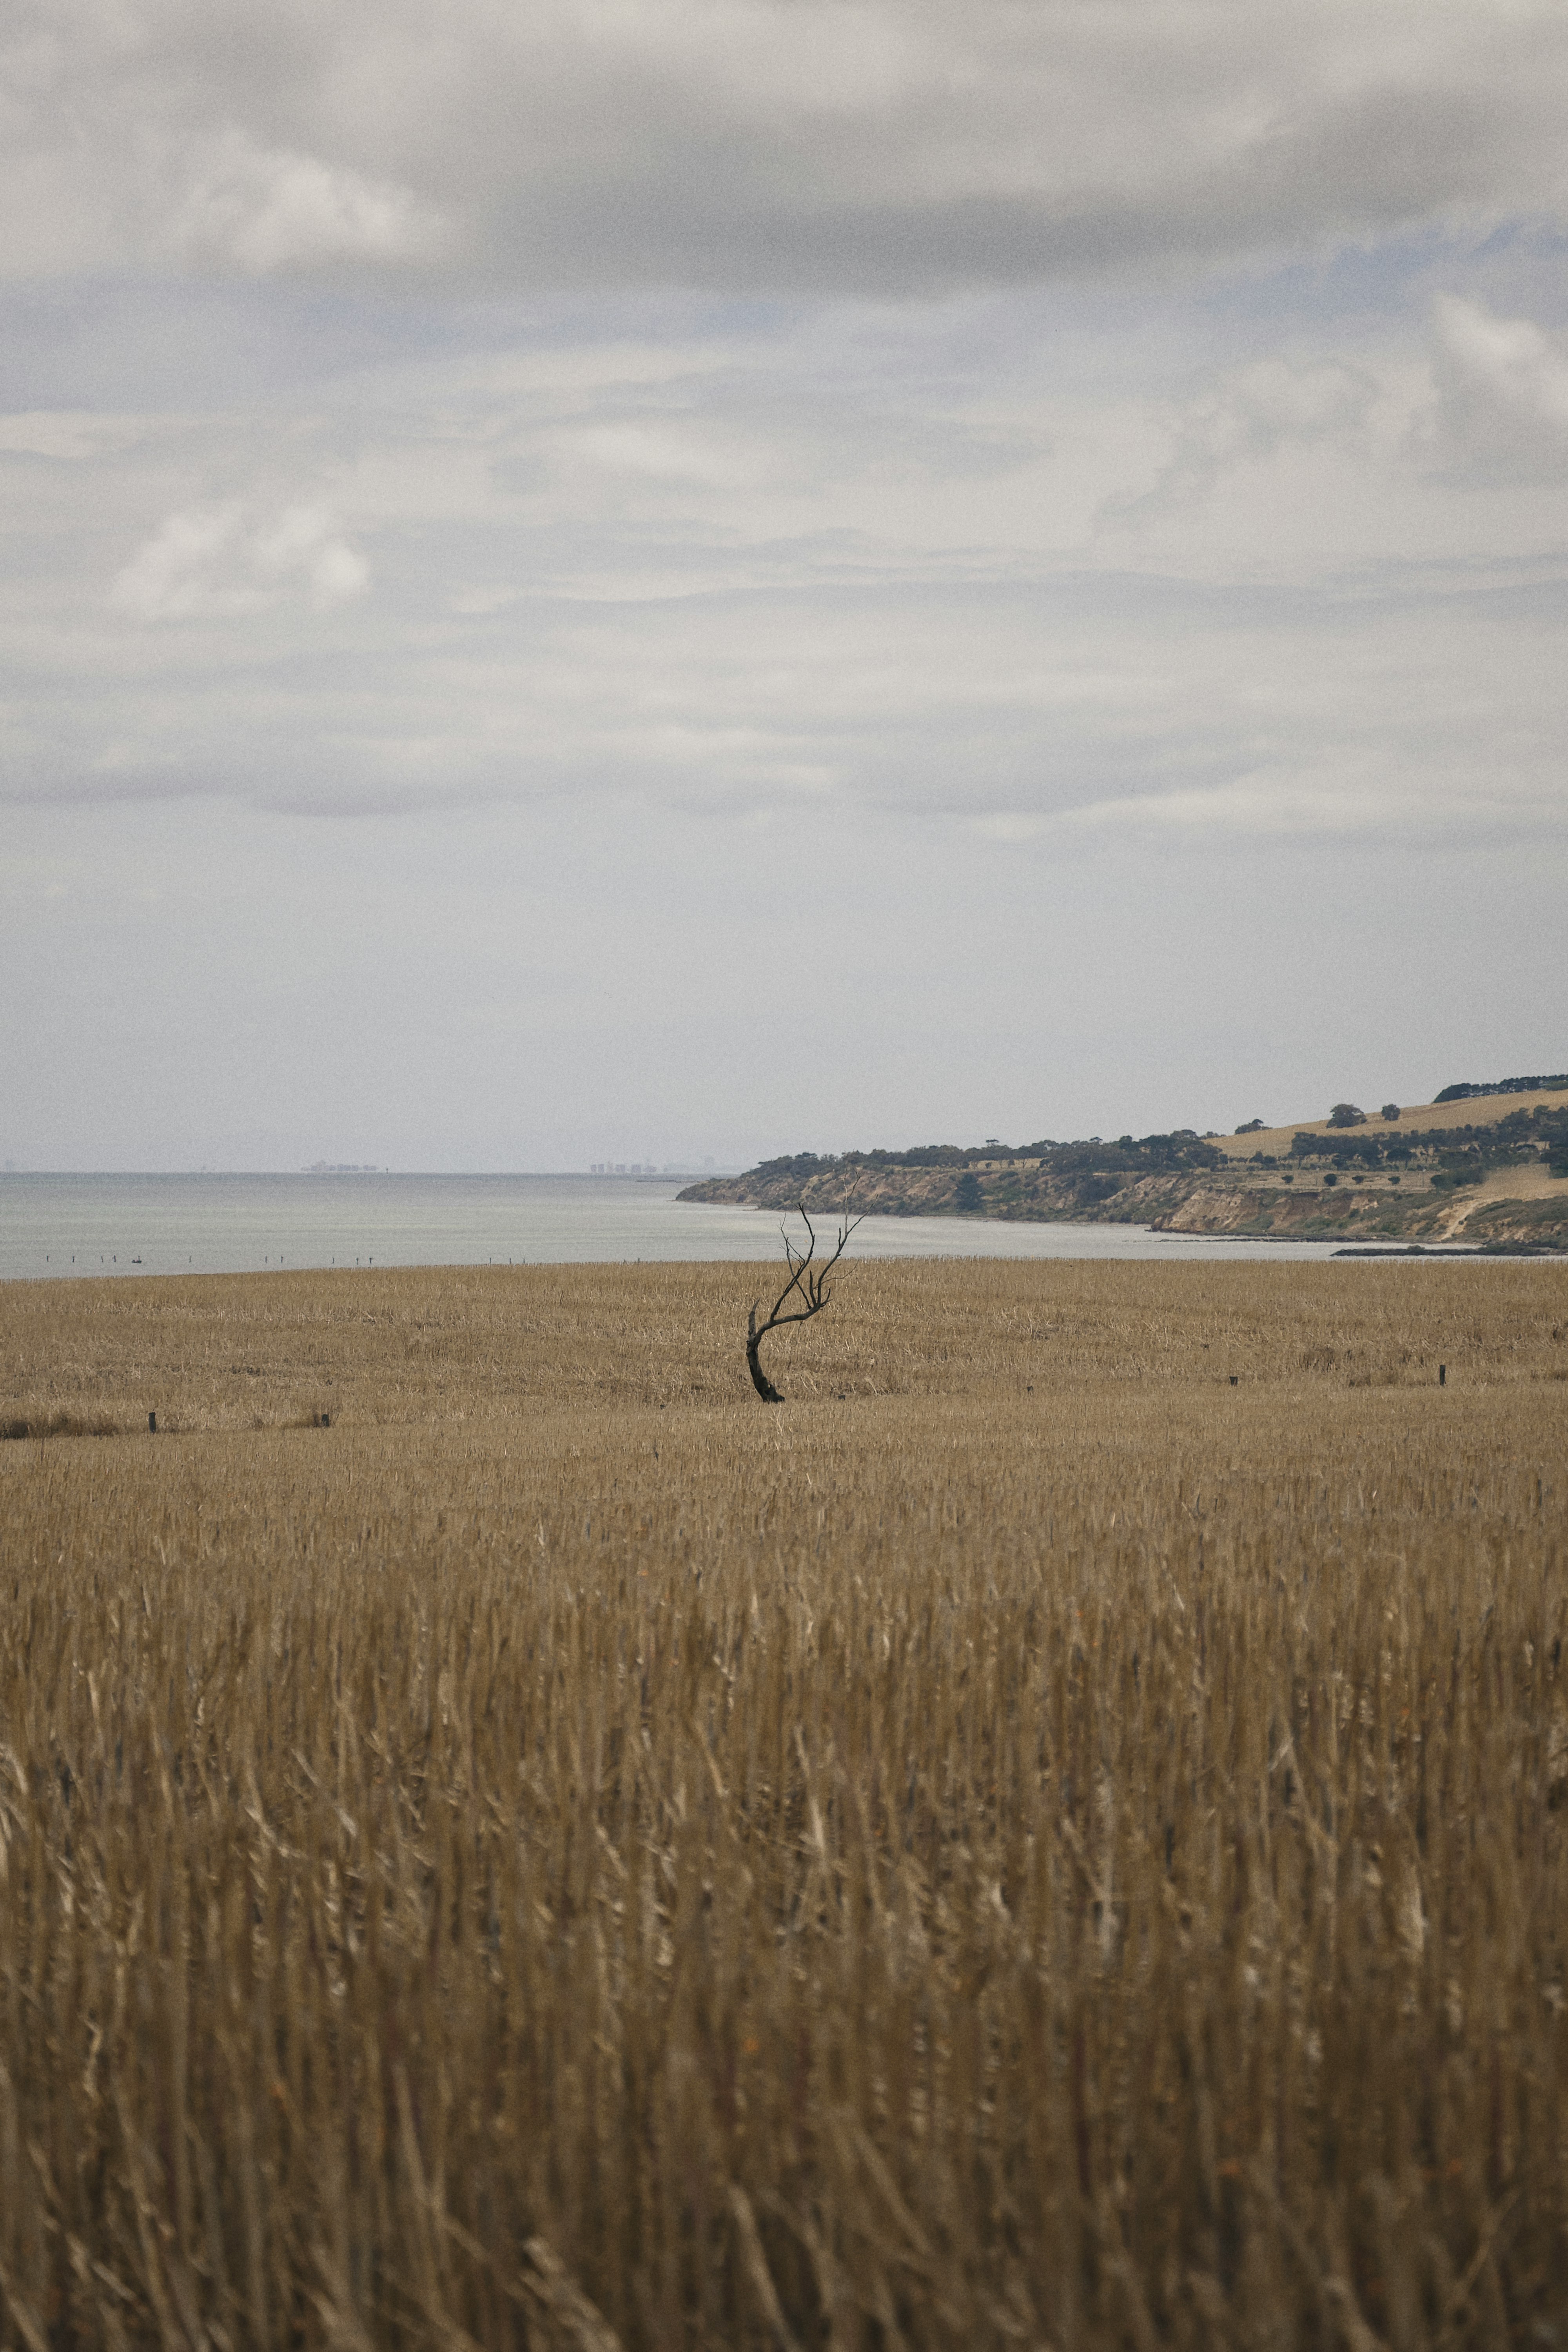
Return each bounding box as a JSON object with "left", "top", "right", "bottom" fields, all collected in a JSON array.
[{"left": 4, "top": 0, "right": 1566, "bottom": 1171}]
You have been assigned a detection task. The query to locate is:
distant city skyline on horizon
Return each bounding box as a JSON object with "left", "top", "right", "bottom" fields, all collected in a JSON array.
[{"left": 10, "top": 1075, "right": 1562, "bottom": 1181}]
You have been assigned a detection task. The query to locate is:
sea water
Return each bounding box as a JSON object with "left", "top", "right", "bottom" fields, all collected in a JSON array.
[{"left": 0, "top": 1171, "right": 1362, "bottom": 1281}]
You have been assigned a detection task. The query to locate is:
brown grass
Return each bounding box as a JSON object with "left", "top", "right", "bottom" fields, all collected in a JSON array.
[
  {"left": 0, "top": 1259, "right": 1566, "bottom": 2350},
  {"left": 0, "top": 1407, "right": 122, "bottom": 1441}
]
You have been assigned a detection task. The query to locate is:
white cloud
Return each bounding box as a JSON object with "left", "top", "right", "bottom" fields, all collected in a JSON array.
[
  {"left": 559, "top": 421, "right": 767, "bottom": 492},
  {"left": 172, "top": 130, "right": 443, "bottom": 274},
  {"left": 1423, "top": 293, "right": 1568, "bottom": 477},
  {"left": 111, "top": 500, "right": 369, "bottom": 620},
  {"left": 0, "top": 412, "right": 139, "bottom": 459}
]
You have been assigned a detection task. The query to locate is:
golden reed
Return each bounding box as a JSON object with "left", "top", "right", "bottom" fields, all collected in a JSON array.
[{"left": 1, "top": 1258, "right": 1565, "bottom": 2348}]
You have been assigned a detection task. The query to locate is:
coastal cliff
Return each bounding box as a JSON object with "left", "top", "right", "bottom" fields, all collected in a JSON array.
[{"left": 679, "top": 1086, "right": 1568, "bottom": 1246}]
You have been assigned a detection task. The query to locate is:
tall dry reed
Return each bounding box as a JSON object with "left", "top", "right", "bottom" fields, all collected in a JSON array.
[{"left": 0, "top": 1259, "right": 1565, "bottom": 2348}]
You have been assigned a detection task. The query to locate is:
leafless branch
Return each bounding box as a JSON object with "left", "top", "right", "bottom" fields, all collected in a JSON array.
[{"left": 745, "top": 1202, "right": 863, "bottom": 1403}]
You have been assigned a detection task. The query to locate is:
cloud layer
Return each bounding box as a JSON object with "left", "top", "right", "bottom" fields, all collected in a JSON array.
[
  {"left": 3, "top": 3, "right": 1566, "bottom": 1166},
  {"left": 5, "top": 0, "right": 1568, "bottom": 290},
  {"left": 3, "top": 287, "right": 1564, "bottom": 846}
]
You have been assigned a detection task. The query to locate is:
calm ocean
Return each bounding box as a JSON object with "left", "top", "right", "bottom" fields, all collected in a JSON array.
[{"left": 0, "top": 1171, "right": 1355, "bottom": 1281}]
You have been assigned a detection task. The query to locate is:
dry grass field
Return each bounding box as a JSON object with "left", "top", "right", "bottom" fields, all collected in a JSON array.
[{"left": 2, "top": 1257, "right": 1566, "bottom": 2352}]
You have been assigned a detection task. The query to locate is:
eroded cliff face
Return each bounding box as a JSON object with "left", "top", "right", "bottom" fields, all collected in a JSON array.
[
  {"left": 681, "top": 1162, "right": 1153, "bottom": 1223},
  {"left": 680, "top": 1165, "right": 959, "bottom": 1217},
  {"left": 1464, "top": 1197, "right": 1568, "bottom": 1245},
  {"left": 677, "top": 1164, "right": 1568, "bottom": 1244},
  {"left": 1135, "top": 1178, "right": 1568, "bottom": 1245}
]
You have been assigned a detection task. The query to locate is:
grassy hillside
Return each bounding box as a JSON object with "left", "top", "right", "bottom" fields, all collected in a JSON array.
[
  {"left": 2, "top": 1261, "right": 1567, "bottom": 2348},
  {"left": 1211, "top": 1084, "right": 1568, "bottom": 1158}
]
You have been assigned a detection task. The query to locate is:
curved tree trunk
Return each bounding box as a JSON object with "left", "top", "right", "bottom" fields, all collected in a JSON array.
[{"left": 746, "top": 1310, "right": 784, "bottom": 1403}]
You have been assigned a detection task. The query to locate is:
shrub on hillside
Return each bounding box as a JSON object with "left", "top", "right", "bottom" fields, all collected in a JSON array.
[
  {"left": 1438, "top": 1074, "right": 1568, "bottom": 1103},
  {"left": 1292, "top": 1132, "right": 1383, "bottom": 1166},
  {"left": 753, "top": 1152, "right": 839, "bottom": 1182},
  {"left": 1328, "top": 1103, "right": 1367, "bottom": 1128}
]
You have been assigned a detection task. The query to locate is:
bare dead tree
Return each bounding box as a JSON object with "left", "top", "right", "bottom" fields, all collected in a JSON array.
[{"left": 745, "top": 1201, "right": 862, "bottom": 1403}]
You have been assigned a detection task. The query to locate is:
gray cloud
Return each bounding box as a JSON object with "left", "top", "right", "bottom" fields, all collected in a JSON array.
[{"left": 4, "top": 1, "right": 1568, "bottom": 292}]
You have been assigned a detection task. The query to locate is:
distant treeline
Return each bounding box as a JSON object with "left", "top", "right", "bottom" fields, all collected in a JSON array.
[
  {"left": 750, "top": 1131, "right": 1227, "bottom": 1188},
  {"left": 1436, "top": 1073, "right": 1568, "bottom": 1102}
]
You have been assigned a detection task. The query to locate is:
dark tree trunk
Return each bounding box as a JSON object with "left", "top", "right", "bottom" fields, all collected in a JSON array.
[{"left": 746, "top": 1314, "right": 784, "bottom": 1403}]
